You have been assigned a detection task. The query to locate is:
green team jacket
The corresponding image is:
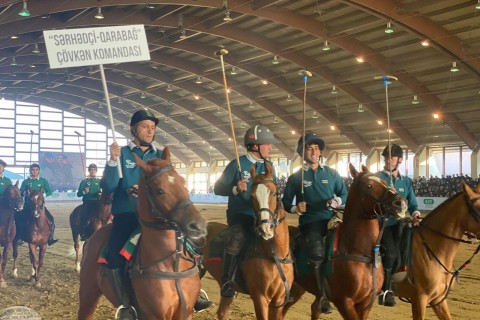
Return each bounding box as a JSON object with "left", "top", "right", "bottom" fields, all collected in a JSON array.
[
  {"left": 20, "top": 177, "right": 52, "bottom": 197},
  {"left": 101, "top": 143, "right": 163, "bottom": 215},
  {"left": 77, "top": 177, "right": 101, "bottom": 201},
  {"left": 0, "top": 176, "right": 12, "bottom": 196}
]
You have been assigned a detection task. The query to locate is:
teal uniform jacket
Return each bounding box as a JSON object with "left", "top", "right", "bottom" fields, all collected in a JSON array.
[
  {"left": 101, "top": 143, "right": 163, "bottom": 216},
  {"left": 214, "top": 154, "right": 276, "bottom": 225},
  {"left": 282, "top": 165, "right": 348, "bottom": 228},
  {"left": 376, "top": 170, "right": 419, "bottom": 226},
  {"left": 0, "top": 176, "right": 12, "bottom": 196},
  {"left": 77, "top": 177, "right": 101, "bottom": 202},
  {"left": 20, "top": 177, "right": 52, "bottom": 197}
]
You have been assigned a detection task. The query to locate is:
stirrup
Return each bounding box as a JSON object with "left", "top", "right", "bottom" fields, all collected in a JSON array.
[
  {"left": 220, "top": 280, "right": 237, "bottom": 299},
  {"left": 319, "top": 296, "right": 333, "bottom": 314},
  {"left": 378, "top": 290, "right": 396, "bottom": 307},
  {"left": 115, "top": 305, "right": 138, "bottom": 320}
]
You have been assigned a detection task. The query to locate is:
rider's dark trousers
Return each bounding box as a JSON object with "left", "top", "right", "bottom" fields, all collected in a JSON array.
[
  {"left": 380, "top": 224, "right": 401, "bottom": 272},
  {"left": 106, "top": 212, "right": 138, "bottom": 269}
]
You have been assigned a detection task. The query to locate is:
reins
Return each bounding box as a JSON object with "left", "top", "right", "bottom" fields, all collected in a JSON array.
[{"left": 132, "top": 164, "right": 202, "bottom": 320}]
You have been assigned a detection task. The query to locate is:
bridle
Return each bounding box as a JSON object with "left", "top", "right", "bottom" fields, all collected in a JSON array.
[
  {"left": 251, "top": 179, "right": 285, "bottom": 235},
  {"left": 250, "top": 178, "right": 292, "bottom": 308},
  {"left": 29, "top": 192, "right": 45, "bottom": 219},
  {"left": 357, "top": 173, "right": 402, "bottom": 220},
  {"left": 130, "top": 163, "right": 203, "bottom": 320}
]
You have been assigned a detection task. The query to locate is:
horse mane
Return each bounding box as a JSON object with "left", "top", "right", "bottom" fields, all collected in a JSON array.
[{"left": 419, "top": 190, "right": 463, "bottom": 224}]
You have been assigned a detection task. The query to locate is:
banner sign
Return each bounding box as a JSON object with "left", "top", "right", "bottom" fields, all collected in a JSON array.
[
  {"left": 43, "top": 25, "right": 150, "bottom": 69},
  {"left": 416, "top": 197, "right": 448, "bottom": 211}
]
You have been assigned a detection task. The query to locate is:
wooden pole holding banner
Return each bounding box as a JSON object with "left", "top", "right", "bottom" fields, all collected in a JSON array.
[{"left": 99, "top": 64, "right": 122, "bottom": 178}]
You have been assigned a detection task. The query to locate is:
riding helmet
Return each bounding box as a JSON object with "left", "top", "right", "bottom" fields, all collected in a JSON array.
[
  {"left": 130, "top": 109, "right": 159, "bottom": 127},
  {"left": 382, "top": 144, "right": 403, "bottom": 158},
  {"left": 29, "top": 163, "right": 40, "bottom": 170},
  {"left": 88, "top": 163, "right": 97, "bottom": 170},
  {"left": 244, "top": 125, "right": 276, "bottom": 146},
  {"left": 0, "top": 159, "right": 6, "bottom": 167},
  {"left": 297, "top": 132, "right": 325, "bottom": 155}
]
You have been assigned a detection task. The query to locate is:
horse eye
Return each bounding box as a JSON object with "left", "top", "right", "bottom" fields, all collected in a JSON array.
[
  {"left": 367, "top": 184, "right": 372, "bottom": 189},
  {"left": 156, "top": 189, "right": 165, "bottom": 195}
]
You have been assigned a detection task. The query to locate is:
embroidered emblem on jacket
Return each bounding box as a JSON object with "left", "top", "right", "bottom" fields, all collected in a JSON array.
[
  {"left": 303, "top": 180, "right": 313, "bottom": 188},
  {"left": 321, "top": 179, "right": 329, "bottom": 184},
  {"left": 125, "top": 159, "right": 136, "bottom": 169}
]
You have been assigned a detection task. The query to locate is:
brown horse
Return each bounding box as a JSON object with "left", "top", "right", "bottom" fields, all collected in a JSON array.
[
  {"left": 78, "top": 147, "right": 208, "bottom": 320},
  {"left": 283, "top": 163, "right": 408, "bottom": 320},
  {"left": 0, "top": 181, "right": 23, "bottom": 287},
  {"left": 204, "top": 162, "right": 293, "bottom": 320},
  {"left": 12, "top": 188, "right": 50, "bottom": 288},
  {"left": 69, "top": 193, "right": 113, "bottom": 272},
  {"left": 392, "top": 181, "right": 480, "bottom": 320}
]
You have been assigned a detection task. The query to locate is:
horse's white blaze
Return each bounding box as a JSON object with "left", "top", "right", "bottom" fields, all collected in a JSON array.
[
  {"left": 168, "top": 175, "right": 175, "bottom": 184},
  {"left": 368, "top": 176, "right": 383, "bottom": 183},
  {"left": 256, "top": 184, "right": 274, "bottom": 240}
]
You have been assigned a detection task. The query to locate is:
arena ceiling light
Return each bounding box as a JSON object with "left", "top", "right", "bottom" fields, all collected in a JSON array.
[
  {"left": 412, "top": 95, "right": 419, "bottom": 104},
  {"left": 322, "top": 40, "right": 330, "bottom": 51},
  {"left": 18, "top": 1, "right": 30, "bottom": 17},
  {"left": 32, "top": 43, "right": 40, "bottom": 54},
  {"left": 357, "top": 104, "right": 364, "bottom": 112},
  {"left": 384, "top": 21, "right": 394, "bottom": 34},
  {"left": 94, "top": 8, "right": 104, "bottom": 20},
  {"left": 331, "top": 85, "right": 338, "bottom": 94},
  {"left": 272, "top": 55, "right": 280, "bottom": 65},
  {"left": 450, "top": 61, "right": 459, "bottom": 72}
]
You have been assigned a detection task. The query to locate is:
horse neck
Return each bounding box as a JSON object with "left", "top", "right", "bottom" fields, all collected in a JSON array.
[
  {"left": 338, "top": 209, "right": 380, "bottom": 254},
  {"left": 270, "top": 214, "right": 290, "bottom": 258}
]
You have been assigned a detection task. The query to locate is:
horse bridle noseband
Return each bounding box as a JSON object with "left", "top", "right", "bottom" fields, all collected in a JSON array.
[
  {"left": 251, "top": 179, "right": 285, "bottom": 233},
  {"left": 358, "top": 174, "right": 400, "bottom": 220}
]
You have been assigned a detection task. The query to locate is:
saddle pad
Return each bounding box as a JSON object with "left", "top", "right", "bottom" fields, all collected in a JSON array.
[
  {"left": 206, "top": 228, "right": 229, "bottom": 262},
  {"left": 97, "top": 226, "right": 141, "bottom": 264}
]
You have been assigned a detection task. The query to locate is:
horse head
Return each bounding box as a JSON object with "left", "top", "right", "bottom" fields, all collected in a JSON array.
[
  {"left": 348, "top": 163, "right": 407, "bottom": 220},
  {"left": 250, "top": 162, "right": 283, "bottom": 240},
  {"left": 27, "top": 187, "right": 45, "bottom": 219},
  {"left": 4, "top": 181, "right": 23, "bottom": 212},
  {"left": 134, "top": 147, "right": 207, "bottom": 247},
  {"left": 461, "top": 181, "right": 480, "bottom": 236}
]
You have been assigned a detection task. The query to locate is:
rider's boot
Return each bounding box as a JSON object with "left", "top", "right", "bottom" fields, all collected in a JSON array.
[
  {"left": 312, "top": 260, "right": 332, "bottom": 314},
  {"left": 378, "top": 268, "right": 396, "bottom": 307},
  {"left": 48, "top": 222, "right": 58, "bottom": 246},
  {"left": 194, "top": 290, "right": 214, "bottom": 313},
  {"left": 103, "top": 267, "right": 137, "bottom": 320},
  {"left": 220, "top": 253, "right": 239, "bottom": 298}
]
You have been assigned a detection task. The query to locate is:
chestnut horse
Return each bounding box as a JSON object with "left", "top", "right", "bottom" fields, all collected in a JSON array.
[
  {"left": 12, "top": 188, "right": 50, "bottom": 288},
  {"left": 78, "top": 147, "right": 208, "bottom": 320},
  {"left": 0, "top": 181, "right": 23, "bottom": 287},
  {"left": 204, "top": 162, "right": 294, "bottom": 320},
  {"left": 69, "top": 192, "right": 113, "bottom": 272},
  {"left": 392, "top": 181, "right": 480, "bottom": 320},
  {"left": 283, "top": 164, "right": 408, "bottom": 320}
]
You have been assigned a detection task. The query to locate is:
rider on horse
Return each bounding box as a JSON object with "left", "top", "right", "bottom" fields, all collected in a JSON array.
[
  {"left": 18, "top": 163, "right": 58, "bottom": 246},
  {"left": 101, "top": 109, "right": 212, "bottom": 319},
  {"left": 214, "top": 124, "right": 277, "bottom": 299},
  {"left": 282, "top": 133, "right": 348, "bottom": 314},
  {"left": 76, "top": 163, "right": 101, "bottom": 240},
  {"left": 376, "top": 144, "right": 422, "bottom": 307},
  {"left": 0, "top": 159, "right": 12, "bottom": 196}
]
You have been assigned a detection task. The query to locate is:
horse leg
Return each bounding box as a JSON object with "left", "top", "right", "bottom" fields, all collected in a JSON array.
[
  {"left": 34, "top": 244, "right": 47, "bottom": 288},
  {"left": 28, "top": 243, "right": 38, "bottom": 284},
  {"left": 74, "top": 234, "right": 81, "bottom": 273},
  {"left": 282, "top": 282, "right": 306, "bottom": 318},
  {"left": 0, "top": 246, "right": 6, "bottom": 288},
  {"left": 78, "top": 275, "right": 102, "bottom": 320},
  {"left": 333, "top": 298, "right": 360, "bottom": 320},
  {"left": 311, "top": 297, "right": 320, "bottom": 320},
  {"left": 251, "top": 295, "right": 269, "bottom": 320},
  {"left": 431, "top": 300, "right": 452, "bottom": 320},
  {"left": 217, "top": 297, "right": 234, "bottom": 320},
  {"left": 410, "top": 295, "right": 429, "bottom": 320},
  {"left": 12, "top": 239, "right": 18, "bottom": 278}
]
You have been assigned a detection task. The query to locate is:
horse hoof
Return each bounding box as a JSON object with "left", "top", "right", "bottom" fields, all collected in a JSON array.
[
  {"left": 75, "top": 264, "right": 81, "bottom": 273},
  {"left": 12, "top": 270, "right": 18, "bottom": 278},
  {"left": 34, "top": 282, "right": 41, "bottom": 288},
  {"left": 0, "top": 281, "right": 7, "bottom": 288}
]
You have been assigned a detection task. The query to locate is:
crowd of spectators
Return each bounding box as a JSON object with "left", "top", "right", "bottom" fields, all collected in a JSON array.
[{"left": 412, "top": 174, "right": 478, "bottom": 197}]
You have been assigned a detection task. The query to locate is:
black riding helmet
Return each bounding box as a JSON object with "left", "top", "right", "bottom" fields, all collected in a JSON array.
[
  {"left": 88, "top": 163, "right": 97, "bottom": 170},
  {"left": 0, "top": 159, "right": 6, "bottom": 167},
  {"left": 244, "top": 125, "right": 276, "bottom": 150},
  {"left": 382, "top": 144, "right": 403, "bottom": 158},
  {"left": 29, "top": 163, "right": 40, "bottom": 170},
  {"left": 297, "top": 132, "right": 325, "bottom": 156},
  {"left": 130, "top": 109, "right": 159, "bottom": 136}
]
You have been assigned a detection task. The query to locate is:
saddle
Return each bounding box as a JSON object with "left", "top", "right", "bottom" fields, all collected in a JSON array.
[{"left": 391, "top": 220, "right": 414, "bottom": 283}]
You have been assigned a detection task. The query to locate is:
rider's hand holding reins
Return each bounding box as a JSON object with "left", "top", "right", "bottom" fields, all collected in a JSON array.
[
  {"left": 234, "top": 178, "right": 248, "bottom": 194},
  {"left": 293, "top": 201, "right": 307, "bottom": 216},
  {"left": 411, "top": 211, "right": 422, "bottom": 226},
  {"left": 327, "top": 197, "right": 342, "bottom": 210}
]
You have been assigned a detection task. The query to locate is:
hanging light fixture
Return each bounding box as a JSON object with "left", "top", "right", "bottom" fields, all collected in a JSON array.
[
  {"left": 230, "top": 66, "right": 238, "bottom": 75},
  {"left": 188, "top": 113, "right": 194, "bottom": 120},
  {"left": 179, "top": 29, "right": 187, "bottom": 39},
  {"left": 357, "top": 104, "right": 364, "bottom": 113},
  {"left": 216, "top": 107, "right": 222, "bottom": 114},
  {"left": 330, "top": 125, "right": 335, "bottom": 130},
  {"left": 272, "top": 55, "right": 280, "bottom": 65},
  {"left": 322, "top": 40, "right": 330, "bottom": 51},
  {"left": 223, "top": 10, "right": 232, "bottom": 22},
  {"left": 476, "top": 0, "right": 480, "bottom": 9},
  {"left": 384, "top": 21, "right": 394, "bottom": 34},
  {"left": 248, "top": 101, "right": 255, "bottom": 109},
  {"left": 80, "top": 107, "right": 85, "bottom": 113},
  {"left": 94, "top": 7, "right": 104, "bottom": 19},
  {"left": 212, "top": 126, "right": 217, "bottom": 133},
  {"left": 10, "top": 57, "right": 17, "bottom": 66},
  {"left": 331, "top": 85, "right": 338, "bottom": 94},
  {"left": 450, "top": 61, "right": 459, "bottom": 72},
  {"left": 140, "top": 91, "right": 147, "bottom": 99},
  {"left": 411, "top": 95, "right": 419, "bottom": 104},
  {"left": 312, "top": 111, "right": 318, "bottom": 119},
  {"left": 286, "top": 94, "right": 293, "bottom": 102},
  {"left": 18, "top": 1, "right": 30, "bottom": 17},
  {"left": 240, "top": 122, "right": 246, "bottom": 128},
  {"left": 273, "top": 116, "right": 279, "bottom": 123},
  {"left": 186, "top": 130, "right": 191, "bottom": 136},
  {"left": 433, "top": 112, "right": 439, "bottom": 119},
  {"left": 421, "top": 39, "right": 430, "bottom": 47},
  {"left": 166, "top": 84, "right": 173, "bottom": 92},
  {"left": 32, "top": 43, "right": 40, "bottom": 54},
  {"left": 10, "top": 35, "right": 18, "bottom": 40},
  {"left": 118, "top": 97, "right": 124, "bottom": 104},
  {"left": 195, "top": 77, "right": 203, "bottom": 84},
  {"left": 377, "top": 120, "right": 383, "bottom": 125}
]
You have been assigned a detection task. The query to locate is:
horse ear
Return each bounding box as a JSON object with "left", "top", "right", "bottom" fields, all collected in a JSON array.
[
  {"left": 462, "top": 181, "right": 477, "bottom": 199},
  {"left": 15, "top": 180, "right": 19, "bottom": 187},
  {"left": 349, "top": 163, "right": 359, "bottom": 178},
  {"left": 132, "top": 154, "right": 145, "bottom": 169},
  {"left": 361, "top": 164, "right": 369, "bottom": 173},
  {"left": 162, "top": 146, "right": 171, "bottom": 163}
]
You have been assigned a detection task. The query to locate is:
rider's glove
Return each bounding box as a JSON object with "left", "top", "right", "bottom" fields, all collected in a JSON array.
[{"left": 327, "top": 197, "right": 342, "bottom": 209}]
